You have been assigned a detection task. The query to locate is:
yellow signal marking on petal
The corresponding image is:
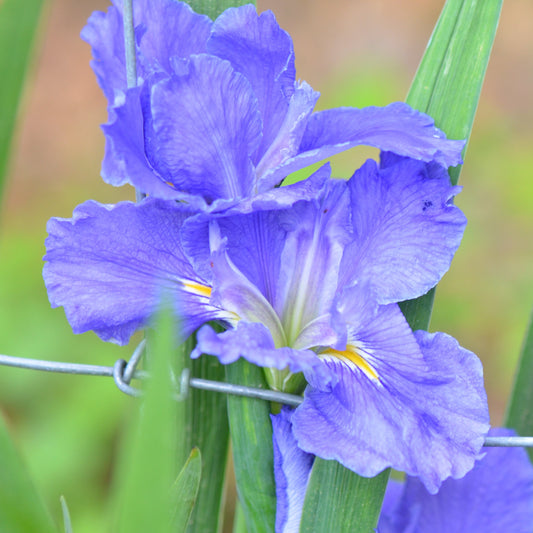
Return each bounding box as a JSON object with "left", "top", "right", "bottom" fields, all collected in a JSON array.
[
  {"left": 182, "top": 280, "right": 212, "bottom": 298},
  {"left": 323, "top": 346, "right": 380, "bottom": 382}
]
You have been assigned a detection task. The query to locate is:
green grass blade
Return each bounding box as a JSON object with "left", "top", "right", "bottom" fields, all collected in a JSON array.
[
  {"left": 0, "top": 413, "right": 58, "bottom": 533},
  {"left": 0, "top": 0, "right": 45, "bottom": 203},
  {"left": 185, "top": 0, "right": 255, "bottom": 20},
  {"left": 302, "top": 1, "right": 503, "bottom": 530},
  {"left": 225, "top": 359, "right": 276, "bottom": 533},
  {"left": 505, "top": 311, "right": 533, "bottom": 462},
  {"left": 186, "top": 352, "right": 230, "bottom": 533},
  {"left": 300, "top": 461, "right": 389, "bottom": 533},
  {"left": 406, "top": 0, "right": 503, "bottom": 185},
  {"left": 170, "top": 448, "right": 203, "bottom": 532},
  {"left": 115, "top": 304, "right": 183, "bottom": 533}
]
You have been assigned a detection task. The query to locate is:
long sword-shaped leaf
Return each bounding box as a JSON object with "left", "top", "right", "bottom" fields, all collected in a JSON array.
[
  {"left": 186, "top": 351, "right": 230, "bottom": 533},
  {"left": 226, "top": 359, "right": 276, "bottom": 533},
  {"left": 302, "top": 1, "right": 503, "bottom": 531},
  {"left": 300, "top": 460, "right": 388, "bottom": 533},
  {"left": 505, "top": 311, "right": 533, "bottom": 463},
  {"left": 406, "top": 0, "right": 504, "bottom": 186},
  {"left": 170, "top": 448, "right": 203, "bottom": 532},
  {"left": 185, "top": 0, "right": 255, "bottom": 20},
  {"left": 0, "top": 413, "right": 58, "bottom": 533},
  {"left": 115, "top": 304, "right": 183, "bottom": 533},
  {"left": 0, "top": 0, "right": 45, "bottom": 203}
]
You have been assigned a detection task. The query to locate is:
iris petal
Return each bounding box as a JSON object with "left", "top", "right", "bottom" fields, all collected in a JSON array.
[
  {"left": 292, "top": 304, "right": 489, "bottom": 494},
  {"left": 261, "top": 102, "right": 465, "bottom": 187},
  {"left": 339, "top": 157, "right": 466, "bottom": 303},
  {"left": 43, "top": 199, "right": 226, "bottom": 344},
  {"left": 379, "top": 428, "right": 533, "bottom": 533},
  {"left": 143, "top": 54, "right": 262, "bottom": 202},
  {"left": 271, "top": 408, "right": 314, "bottom": 533},
  {"left": 208, "top": 5, "right": 297, "bottom": 162}
]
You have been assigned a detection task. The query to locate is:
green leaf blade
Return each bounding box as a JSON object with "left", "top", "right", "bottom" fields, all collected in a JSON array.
[
  {"left": 226, "top": 359, "right": 276, "bottom": 533},
  {"left": 406, "top": 0, "right": 504, "bottom": 185},
  {"left": 505, "top": 311, "right": 533, "bottom": 462},
  {"left": 115, "top": 304, "right": 183, "bottom": 533},
  {"left": 0, "top": 414, "right": 58, "bottom": 533},
  {"left": 300, "top": 460, "right": 389, "bottom": 533},
  {"left": 0, "top": 0, "right": 45, "bottom": 202},
  {"left": 304, "top": 1, "right": 503, "bottom": 530},
  {"left": 186, "top": 352, "right": 230, "bottom": 533},
  {"left": 170, "top": 448, "right": 203, "bottom": 533}
]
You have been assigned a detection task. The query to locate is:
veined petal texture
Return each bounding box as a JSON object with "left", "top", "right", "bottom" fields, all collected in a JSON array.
[
  {"left": 340, "top": 157, "right": 466, "bottom": 304},
  {"left": 81, "top": 0, "right": 211, "bottom": 102},
  {"left": 84, "top": 1, "right": 464, "bottom": 211},
  {"left": 43, "top": 199, "right": 227, "bottom": 344},
  {"left": 292, "top": 301, "right": 489, "bottom": 494},
  {"left": 142, "top": 54, "right": 262, "bottom": 201},
  {"left": 379, "top": 428, "right": 533, "bottom": 533}
]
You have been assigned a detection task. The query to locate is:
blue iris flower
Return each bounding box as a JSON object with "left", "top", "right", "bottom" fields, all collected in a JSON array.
[
  {"left": 44, "top": 154, "right": 489, "bottom": 493},
  {"left": 272, "top": 421, "right": 533, "bottom": 533},
  {"left": 377, "top": 428, "right": 533, "bottom": 533},
  {"left": 82, "top": 1, "right": 465, "bottom": 211},
  {"left": 44, "top": 0, "right": 490, "bottom": 499}
]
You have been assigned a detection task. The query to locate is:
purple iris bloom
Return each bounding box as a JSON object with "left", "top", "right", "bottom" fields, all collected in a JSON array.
[
  {"left": 43, "top": 154, "right": 489, "bottom": 493},
  {"left": 271, "top": 425, "right": 533, "bottom": 533},
  {"left": 378, "top": 428, "right": 533, "bottom": 533},
  {"left": 82, "top": 1, "right": 465, "bottom": 210}
]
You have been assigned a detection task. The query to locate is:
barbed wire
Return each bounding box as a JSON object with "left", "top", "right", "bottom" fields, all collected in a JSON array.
[{"left": 1, "top": 346, "right": 532, "bottom": 447}]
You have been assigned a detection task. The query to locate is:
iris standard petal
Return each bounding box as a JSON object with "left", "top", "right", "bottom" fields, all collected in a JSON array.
[
  {"left": 379, "top": 428, "right": 533, "bottom": 533},
  {"left": 101, "top": 87, "right": 176, "bottom": 193},
  {"left": 255, "top": 82, "right": 320, "bottom": 192},
  {"left": 142, "top": 54, "right": 262, "bottom": 202},
  {"left": 271, "top": 408, "right": 314, "bottom": 533},
  {"left": 208, "top": 5, "right": 297, "bottom": 162},
  {"left": 134, "top": 0, "right": 211, "bottom": 78},
  {"left": 339, "top": 157, "right": 466, "bottom": 304},
  {"left": 81, "top": 4, "right": 127, "bottom": 103},
  {"left": 292, "top": 303, "right": 489, "bottom": 494},
  {"left": 43, "top": 199, "right": 225, "bottom": 344},
  {"left": 261, "top": 102, "right": 465, "bottom": 186},
  {"left": 81, "top": 0, "right": 211, "bottom": 103}
]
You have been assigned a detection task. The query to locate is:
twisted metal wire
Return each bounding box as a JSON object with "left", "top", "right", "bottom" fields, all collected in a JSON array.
[{"left": 0, "top": 347, "right": 531, "bottom": 447}]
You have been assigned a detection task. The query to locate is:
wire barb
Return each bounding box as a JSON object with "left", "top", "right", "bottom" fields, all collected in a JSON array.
[{"left": 113, "top": 359, "right": 142, "bottom": 398}]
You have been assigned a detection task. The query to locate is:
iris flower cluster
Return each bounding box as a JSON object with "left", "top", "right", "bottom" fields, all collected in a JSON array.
[{"left": 43, "top": 0, "right": 497, "bottom": 524}]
